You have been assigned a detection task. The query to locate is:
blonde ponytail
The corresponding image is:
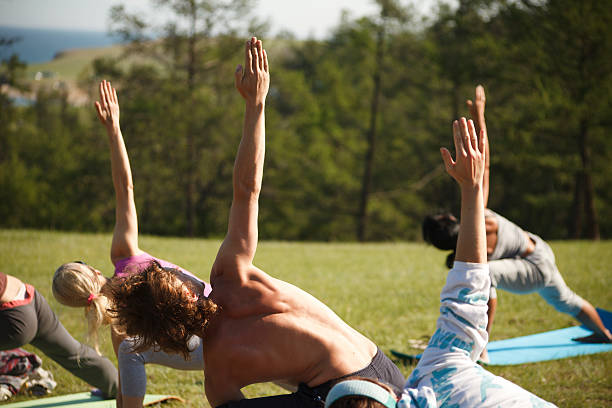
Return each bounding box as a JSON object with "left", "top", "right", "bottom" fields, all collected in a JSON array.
[{"left": 53, "top": 263, "right": 110, "bottom": 354}]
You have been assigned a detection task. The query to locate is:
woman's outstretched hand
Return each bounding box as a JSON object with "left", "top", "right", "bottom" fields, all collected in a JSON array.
[
  {"left": 234, "top": 37, "right": 270, "bottom": 107},
  {"left": 440, "top": 117, "right": 485, "bottom": 189},
  {"left": 94, "top": 80, "right": 120, "bottom": 131}
]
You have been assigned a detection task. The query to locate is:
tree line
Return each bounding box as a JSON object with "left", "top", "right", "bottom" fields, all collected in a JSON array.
[{"left": 1, "top": 0, "right": 610, "bottom": 241}]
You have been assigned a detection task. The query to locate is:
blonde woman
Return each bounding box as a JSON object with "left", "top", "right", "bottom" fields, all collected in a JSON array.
[{"left": 53, "top": 80, "right": 211, "bottom": 408}]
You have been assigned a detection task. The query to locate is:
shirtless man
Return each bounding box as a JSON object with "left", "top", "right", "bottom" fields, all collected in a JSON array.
[{"left": 104, "top": 37, "right": 405, "bottom": 408}]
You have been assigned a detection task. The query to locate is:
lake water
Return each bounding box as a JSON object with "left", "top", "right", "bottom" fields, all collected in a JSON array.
[{"left": 0, "top": 26, "right": 122, "bottom": 64}]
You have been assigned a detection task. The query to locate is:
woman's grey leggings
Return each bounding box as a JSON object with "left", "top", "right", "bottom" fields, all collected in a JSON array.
[
  {"left": 489, "top": 235, "right": 584, "bottom": 316},
  {"left": 0, "top": 289, "right": 118, "bottom": 398},
  {"left": 118, "top": 335, "right": 203, "bottom": 397}
]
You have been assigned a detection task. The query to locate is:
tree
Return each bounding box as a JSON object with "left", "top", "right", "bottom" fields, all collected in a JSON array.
[
  {"left": 356, "top": 0, "right": 409, "bottom": 241},
  {"left": 109, "top": 0, "right": 262, "bottom": 236},
  {"left": 524, "top": 0, "right": 610, "bottom": 239}
]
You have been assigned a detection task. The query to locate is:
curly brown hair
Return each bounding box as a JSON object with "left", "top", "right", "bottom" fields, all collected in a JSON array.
[{"left": 103, "top": 261, "right": 218, "bottom": 359}]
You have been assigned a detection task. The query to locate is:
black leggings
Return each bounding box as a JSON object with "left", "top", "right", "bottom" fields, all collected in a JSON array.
[
  {"left": 216, "top": 348, "right": 405, "bottom": 408},
  {"left": 0, "top": 289, "right": 118, "bottom": 398}
]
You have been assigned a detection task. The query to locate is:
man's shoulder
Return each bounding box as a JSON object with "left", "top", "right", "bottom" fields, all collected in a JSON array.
[
  {"left": 211, "top": 263, "right": 273, "bottom": 290},
  {"left": 210, "top": 268, "right": 288, "bottom": 318}
]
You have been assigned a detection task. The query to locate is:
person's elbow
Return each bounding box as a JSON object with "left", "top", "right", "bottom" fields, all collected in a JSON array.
[
  {"left": 121, "top": 179, "right": 135, "bottom": 193},
  {"left": 234, "top": 179, "right": 261, "bottom": 201}
]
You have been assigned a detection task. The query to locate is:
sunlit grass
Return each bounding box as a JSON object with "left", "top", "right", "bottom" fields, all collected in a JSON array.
[{"left": 0, "top": 230, "right": 610, "bottom": 407}]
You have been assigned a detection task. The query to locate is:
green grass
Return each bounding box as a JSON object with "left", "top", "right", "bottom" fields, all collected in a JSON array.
[{"left": 1, "top": 229, "right": 610, "bottom": 407}]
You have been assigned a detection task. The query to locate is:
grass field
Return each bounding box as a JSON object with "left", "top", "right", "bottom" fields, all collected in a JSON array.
[{"left": 1, "top": 229, "right": 610, "bottom": 407}]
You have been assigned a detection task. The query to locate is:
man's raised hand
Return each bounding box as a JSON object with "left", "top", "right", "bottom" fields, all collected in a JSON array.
[
  {"left": 94, "top": 80, "right": 120, "bottom": 131},
  {"left": 440, "top": 118, "right": 485, "bottom": 189},
  {"left": 234, "top": 37, "right": 270, "bottom": 106}
]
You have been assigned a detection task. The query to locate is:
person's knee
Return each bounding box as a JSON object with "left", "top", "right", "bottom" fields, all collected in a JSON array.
[
  {"left": 0, "top": 322, "right": 36, "bottom": 349},
  {"left": 118, "top": 339, "right": 145, "bottom": 368},
  {"left": 118, "top": 339, "right": 148, "bottom": 398},
  {"left": 0, "top": 309, "right": 37, "bottom": 349}
]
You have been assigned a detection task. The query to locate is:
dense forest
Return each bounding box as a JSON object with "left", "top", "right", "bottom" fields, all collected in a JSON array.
[{"left": 1, "top": 0, "right": 611, "bottom": 241}]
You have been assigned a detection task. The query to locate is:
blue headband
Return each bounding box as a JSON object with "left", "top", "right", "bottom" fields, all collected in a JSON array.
[{"left": 325, "top": 380, "right": 397, "bottom": 408}]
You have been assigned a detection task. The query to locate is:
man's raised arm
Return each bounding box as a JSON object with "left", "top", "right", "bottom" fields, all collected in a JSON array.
[{"left": 213, "top": 37, "right": 270, "bottom": 274}]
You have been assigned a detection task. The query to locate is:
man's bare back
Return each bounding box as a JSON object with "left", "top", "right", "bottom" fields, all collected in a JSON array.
[{"left": 204, "top": 265, "right": 378, "bottom": 406}]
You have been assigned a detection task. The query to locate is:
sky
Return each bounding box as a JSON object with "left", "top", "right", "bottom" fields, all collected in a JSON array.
[{"left": 0, "top": 0, "right": 442, "bottom": 39}]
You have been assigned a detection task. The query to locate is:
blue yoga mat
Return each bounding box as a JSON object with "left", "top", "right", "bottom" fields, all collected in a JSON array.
[
  {"left": 487, "top": 308, "right": 612, "bottom": 365},
  {"left": 392, "top": 308, "right": 612, "bottom": 366}
]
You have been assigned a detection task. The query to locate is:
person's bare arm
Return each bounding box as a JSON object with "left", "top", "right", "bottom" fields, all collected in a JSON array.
[
  {"left": 440, "top": 118, "right": 486, "bottom": 264},
  {"left": 211, "top": 37, "right": 269, "bottom": 279},
  {"left": 95, "top": 81, "right": 141, "bottom": 264},
  {"left": 466, "top": 85, "right": 490, "bottom": 208}
]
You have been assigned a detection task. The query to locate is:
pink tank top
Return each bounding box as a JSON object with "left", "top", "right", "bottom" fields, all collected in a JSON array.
[{"left": 113, "top": 252, "right": 212, "bottom": 297}]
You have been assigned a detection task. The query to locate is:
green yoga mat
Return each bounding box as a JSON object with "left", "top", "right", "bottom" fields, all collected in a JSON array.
[{"left": 2, "top": 392, "right": 183, "bottom": 407}]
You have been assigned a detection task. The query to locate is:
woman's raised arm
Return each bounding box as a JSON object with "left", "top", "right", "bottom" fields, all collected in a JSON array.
[{"left": 94, "top": 80, "right": 141, "bottom": 264}]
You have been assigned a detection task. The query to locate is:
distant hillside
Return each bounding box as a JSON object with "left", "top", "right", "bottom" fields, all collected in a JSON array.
[
  {"left": 25, "top": 44, "right": 124, "bottom": 81},
  {"left": 14, "top": 38, "right": 295, "bottom": 106},
  {"left": 23, "top": 37, "right": 296, "bottom": 83}
]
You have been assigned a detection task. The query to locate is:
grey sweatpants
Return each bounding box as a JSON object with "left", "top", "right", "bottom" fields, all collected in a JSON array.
[
  {"left": 489, "top": 234, "right": 584, "bottom": 316},
  {"left": 118, "top": 335, "right": 203, "bottom": 397},
  {"left": 0, "top": 289, "right": 118, "bottom": 398}
]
